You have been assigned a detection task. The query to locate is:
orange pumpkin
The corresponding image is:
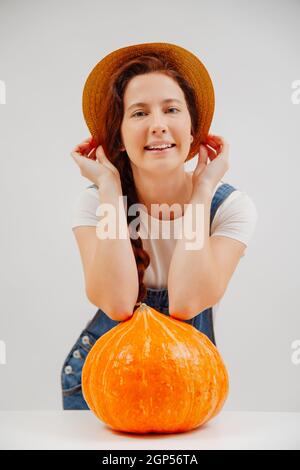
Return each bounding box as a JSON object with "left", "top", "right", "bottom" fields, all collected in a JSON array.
[{"left": 82, "top": 303, "right": 229, "bottom": 434}]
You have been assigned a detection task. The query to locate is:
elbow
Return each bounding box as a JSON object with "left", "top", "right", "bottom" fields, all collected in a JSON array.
[
  {"left": 106, "top": 308, "right": 134, "bottom": 322},
  {"left": 169, "top": 303, "right": 209, "bottom": 321},
  {"left": 86, "top": 291, "right": 135, "bottom": 322},
  {"left": 169, "top": 300, "right": 196, "bottom": 320},
  {"left": 169, "top": 290, "right": 221, "bottom": 321},
  {"left": 169, "top": 303, "right": 201, "bottom": 321}
]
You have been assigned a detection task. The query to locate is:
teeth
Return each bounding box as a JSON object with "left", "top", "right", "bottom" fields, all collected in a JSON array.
[{"left": 146, "top": 144, "right": 173, "bottom": 150}]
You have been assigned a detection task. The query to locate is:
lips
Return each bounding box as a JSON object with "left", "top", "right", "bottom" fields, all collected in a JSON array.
[{"left": 144, "top": 144, "right": 176, "bottom": 152}]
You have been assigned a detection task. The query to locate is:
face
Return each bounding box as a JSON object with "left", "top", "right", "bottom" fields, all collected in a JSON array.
[{"left": 120, "top": 72, "right": 193, "bottom": 172}]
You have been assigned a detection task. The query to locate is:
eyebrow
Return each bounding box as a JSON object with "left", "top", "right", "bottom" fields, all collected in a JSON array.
[{"left": 127, "top": 98, "right": 183, "bottom": 112}]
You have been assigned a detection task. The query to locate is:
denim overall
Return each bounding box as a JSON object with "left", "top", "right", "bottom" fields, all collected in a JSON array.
[{"left": 61, "top": 182, "right": 236, "bottom": 409}]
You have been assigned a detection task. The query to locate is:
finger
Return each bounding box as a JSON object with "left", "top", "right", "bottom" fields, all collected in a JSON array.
[
  {"left": 70, "top": 151, "right": 81, "bottom": 162},
  {"left": 96, "top": 146, "right": 119, "bottom": 175},
  {"left": 96, "top": 145, "right": 111, "bottom": 167},
  {"left": 75, "top": 143, "right": 95, "bottom": 155},
  {"left": 96, "top": 145, "right": 114, "bottom": 165},
  {"left": 194, "top": 145, "right": 208, "bottom": 173},
  {"left": 205, "top": 142, "right": 218, "bottom": 154},
  {"left": 70, "top": 150, "right": 91, "bottom": 162},
  {"left": 209, "top": 138, "right": 229, "bottom": 158},
  {"left": 205, "top": 144, "right": 218, "bottom": 160},
  {"left": 200, "top": 144, "right": 209, "bottom": 163},
  {"left": 96, "top": 145, "right": 104, "bottom": 161},
  {"left": 206, "top": 138, "right": 228, "bottom": 159},
  {"left": 207, "top": 142, "right": 230, "bottom": 167},
  {"left": 71, "top": 150, "right": 81, "bottom": 158},
  {"left": 73, "top": 137, "right": 95, "bottom": 153},
  {"left": 86, "top": 147, "right": 97, "bottom": 159},
  {"left": 206, "top": 134, "right": 227, "bottom": 150},
  {"left": 205, "top": 138, "right": 222, "bottom": 151}
]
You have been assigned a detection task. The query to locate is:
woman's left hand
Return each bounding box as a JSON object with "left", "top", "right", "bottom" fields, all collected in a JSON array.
[{"left": 191, "top": 134, "right": 230, "bottom": 195}]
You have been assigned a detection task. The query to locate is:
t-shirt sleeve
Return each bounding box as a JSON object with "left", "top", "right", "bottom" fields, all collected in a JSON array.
[
  {"left": 210, "top": 190, "right": 258, "bottom": 250},
  {"left": 71, "top": 185, "right": 100, "bottom": 229}
]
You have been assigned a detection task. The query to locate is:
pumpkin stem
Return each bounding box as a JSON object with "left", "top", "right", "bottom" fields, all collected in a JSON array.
[{"left": 138, "top": 302, "right": 148, "bottom": 311}]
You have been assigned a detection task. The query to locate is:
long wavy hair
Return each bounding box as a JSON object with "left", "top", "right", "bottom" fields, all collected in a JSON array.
[{"left": 97, "top": 53, "right": 199, "bottom": 308}]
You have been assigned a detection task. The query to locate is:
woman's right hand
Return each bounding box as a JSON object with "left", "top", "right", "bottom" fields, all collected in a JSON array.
[{"left": 70, "top": 137, "right": 121, "bottom": 188}]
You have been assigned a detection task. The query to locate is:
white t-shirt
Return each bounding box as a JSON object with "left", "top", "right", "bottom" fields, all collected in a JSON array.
[{"left": 71, "top": 178, "right": 258, "bottom": 321}]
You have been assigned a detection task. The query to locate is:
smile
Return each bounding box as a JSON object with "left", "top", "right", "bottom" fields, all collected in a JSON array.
[{"left": 144, "top": 145, "right": 176, "bottom": 154}]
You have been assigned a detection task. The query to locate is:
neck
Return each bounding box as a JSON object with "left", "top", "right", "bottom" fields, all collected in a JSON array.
[{"left": 131, "top": 166, "right": 193, "bottom": 220}]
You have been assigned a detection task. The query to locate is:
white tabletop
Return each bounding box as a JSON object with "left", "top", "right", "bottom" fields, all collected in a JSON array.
[{"left": 0, "top": 410, "right": 299, "bottom": 450}]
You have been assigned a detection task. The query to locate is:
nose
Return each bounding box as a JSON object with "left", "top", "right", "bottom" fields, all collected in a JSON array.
[{"left": 149, "top": 110, "right": 168, "bottom": 134}]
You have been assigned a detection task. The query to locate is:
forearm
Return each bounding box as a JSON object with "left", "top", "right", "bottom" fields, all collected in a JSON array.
[
  {"left": 87, "top": 179, "right": 139, "bottom": 321},
  {"left": 168, "top": 186, "right": 219, "bottom": 320}
]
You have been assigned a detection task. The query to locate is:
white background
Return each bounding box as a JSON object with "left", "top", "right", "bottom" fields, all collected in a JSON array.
[{"left": 0, "top": 0, "right": 299, "bottom": 411}]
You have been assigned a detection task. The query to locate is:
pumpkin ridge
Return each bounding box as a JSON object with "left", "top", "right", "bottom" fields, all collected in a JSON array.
[
  {"left": 100, "top": 315, "right": 142, "bottom": 429},
  {"left": 146, "top": 306, "right": 200, "bottom": 429},
  {"left": 118, "top": 307, "right": 161, "bottom": 429},
  {"left": 192, "top": 332, "right": 229, "bottom": 424},
  {"left": 196, "top": 332, "right": 219, "bottom": 424},
  {"left": 170, "top": 325, "right": 225, "bottom": 427},
  {"left": 178, "top": 331, "right": 215, "bottom": 428},
  {"left": 82, "top": 319, "right": 130, "bottom": 417},
  {"left": 198, "top": 343, "right": 220, "bottom": 425}
]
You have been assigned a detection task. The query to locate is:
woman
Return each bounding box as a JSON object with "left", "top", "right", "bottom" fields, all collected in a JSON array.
[{"left": 61, "top": 43, "right": 258, "bottom": 409}]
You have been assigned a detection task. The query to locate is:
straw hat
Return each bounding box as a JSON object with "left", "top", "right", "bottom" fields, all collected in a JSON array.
[{"left": 82, "top": 42, "right": 215, "bottom": 161}]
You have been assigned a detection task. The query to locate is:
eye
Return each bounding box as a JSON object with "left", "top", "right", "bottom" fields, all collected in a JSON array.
[
  {"left": 132, "top": 111, "right": 145, "bottom": 118},
  {"left": 168, "top": 107, "right": 180, "bottom": 114},
  {"left": 132, "top": 107, "right": 180, "bottom": 118}
]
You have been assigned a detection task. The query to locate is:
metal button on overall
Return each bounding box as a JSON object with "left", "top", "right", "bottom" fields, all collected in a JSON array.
[
  {"left": 64, "top": 365, "right": 73, "bottom": 375},
  {"left": 82, "top": 335, "right": 91, "bottom": 346},
  {"left": 73, "top": 349, "right": 82, "bottom": 359}
]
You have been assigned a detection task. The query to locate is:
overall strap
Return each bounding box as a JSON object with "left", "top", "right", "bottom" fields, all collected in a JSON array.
[{"left": 209, "top": 183, "right": 237, "bottom": 234}]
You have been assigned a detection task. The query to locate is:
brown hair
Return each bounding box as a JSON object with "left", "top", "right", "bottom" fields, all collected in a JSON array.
[{"left": 98, "top": 53, "right": 199, "bottom": 308}]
